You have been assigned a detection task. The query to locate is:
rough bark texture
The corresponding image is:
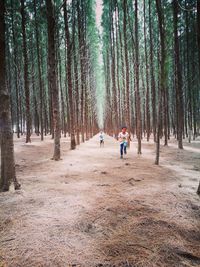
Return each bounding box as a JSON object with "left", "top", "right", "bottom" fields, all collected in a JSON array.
[
  {"left": 173, "top": 0, "right": 184, "bottom": 149},
  {"left": 123, "top": 0, "right": 131, "bottom": 144},
  {"left": 0, "top": 0, "right": 20, "bottom": 191},
  {"left": 21, "top": 0, "right": 31, "bottom": 143},
  {"left": 46, "top": 0, "right": 61, "bottom": 160},
  {"left": 11, "top": 0, "right": 20, "bottom": 138},
  {"left": 155, "top": 0, "right": 166, "bottom": 164},
  {"left": 143, "top": 0, "right": 150, "bottom": 142},
  {"left": 63, "top": 0, "right": 76, "bottom": 150},
  {"left": 34, "top": 0, "right": 44, "bottom": 141},
  {"left": 135, "top": 0, "right": 142, "bottom": 154},
  {"left": 149, "top": 0, "right": 157, "bottom": 142},
  {"left": 77, "top": 0, "right": 85, "bottom": 143}
]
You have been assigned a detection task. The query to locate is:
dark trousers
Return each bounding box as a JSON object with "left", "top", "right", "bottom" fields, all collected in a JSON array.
[
  {"left": 120, "top": 143, "right": 127, "bottom": 156},
  {"left": 100, "top": 140, "right": 104, "bottom": 147}
]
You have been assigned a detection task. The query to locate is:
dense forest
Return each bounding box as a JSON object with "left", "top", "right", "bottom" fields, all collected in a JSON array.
[
  {"left": 102, "top": 0, "right": 199, "bottom": 158},
  {"left": 0, "top": 1, "right": 200, "bottom": 266},
  {"left": 0, "top": 0, "right": 200, "bottom": 186}
]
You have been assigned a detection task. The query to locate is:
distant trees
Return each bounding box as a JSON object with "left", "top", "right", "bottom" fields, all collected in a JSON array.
[
  {"left": 102, "top": 0, "right": 199, "bottom": 163},
  {"left": 0, "top": 0, "right": 199, "bottom": 194},
  {"left": 0, "top": 0, "right": 101, "bottom": 190},
  {"left": 4, "top": 0, "right": 99, "bottom": 153}
]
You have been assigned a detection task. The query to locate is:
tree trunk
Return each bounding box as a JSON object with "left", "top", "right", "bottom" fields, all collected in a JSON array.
[
  {"left": 46, "top": 0, "right": 61, "bottom": 160},
  {"left": 123, "top": 0, "right": 131, "bottom": 144},
  {"left": 108, "top": 1, "right": 118, "bottom": 137},
  {"left": 21, "top": 0, "right": 31, "bottom": 143},
  {"left": 155, "top": 0, "right": 167, "bottom": 164},
  {"left": 77, "top": 0, "right": 85, "bottom": 142},
  {"left": 0, "top": 0, "right": 20, "bottom": 191},
  {"left": 173, "top": 0, "right": 184, "bottom": 149},
  {"left": 143, "top": 0, "right": 150, "bottom": 141},
  {"left": 34, "top": 0, "right": 44, "bottom": 141},
  {"left": 63, "top": 0, "right": 76, "bottom": 150},
  {"left": 135, "top": 0, "right": 142, "bottom": 154},
  {"left": 11, "top": 0, "right": 20, "bottom": 138},
  {"left": 149, "top": 0, "right": 157, "bottom": 142}
]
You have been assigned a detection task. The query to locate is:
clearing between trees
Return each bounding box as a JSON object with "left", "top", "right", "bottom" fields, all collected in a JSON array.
[{"left": 0, "top": 134, "right": 200, "bottom": 267}]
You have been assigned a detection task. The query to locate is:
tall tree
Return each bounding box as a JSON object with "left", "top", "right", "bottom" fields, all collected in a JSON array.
[
  {"left": 143, "top": 0, "right": 150, "bottom": 142},
  {"left": 63, "top": 0, "right": 76, "bottom": 150},
  {"left": 149, "top": 0, "right": 157, "bottom": 142},
  {"left": 123, "top": 0, "right": 131, "bottom": 143},
  {"left": 33, "top": 0, "right": 44, "bottom": 141},
  {"left": 46, "top": 0, "right": 61, "bottom": 160},
  {"left": 155, "top": 0, "right": 167, "bottom": 164},
  {"left": 135, "top": 0, "right": 142, "bottom": 154},
  {"left": 173, "top": 0, "right": 184, "bottom": 149},
  {"left": 21, "top": 0, "right": 31, "bottom": 143},
  {"left": 0, "top": 0, "right": 20, "bottom": 191},
  {"left": 11, "top": 0, "right": 20, "bottom": 138}
]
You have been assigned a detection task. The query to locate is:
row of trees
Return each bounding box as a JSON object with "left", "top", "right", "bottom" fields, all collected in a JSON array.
[
  {"left": 102, "top": 0, "right": 200, "bottom": 163},
  {"left": 0, "top": 0, "right": 100, "bottom": 191}
]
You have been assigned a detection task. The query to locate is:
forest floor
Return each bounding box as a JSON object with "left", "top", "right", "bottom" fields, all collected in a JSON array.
[{"left": 0, "top": 134, "right": 200, "bottom": 267}]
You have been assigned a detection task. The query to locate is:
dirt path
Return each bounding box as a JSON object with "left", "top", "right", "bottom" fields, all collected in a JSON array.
[{"left": 0, "top": 134, "right": 200, "bottom": 267}]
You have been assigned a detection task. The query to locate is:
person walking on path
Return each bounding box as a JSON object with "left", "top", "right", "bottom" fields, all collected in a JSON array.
[
  {"left": 118, "top": 126, "right": 129, "bottom": 158},
  {"left": 99, "top": 131, "right": 104, "bottom": 147}
]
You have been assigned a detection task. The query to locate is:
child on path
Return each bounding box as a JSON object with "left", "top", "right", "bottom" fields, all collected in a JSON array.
[
  {"left": 99, "top": 131, "right": 104, "bottom": 147},
  {"left": 118, "top": 126, "right": 129, "bottom": 158}
]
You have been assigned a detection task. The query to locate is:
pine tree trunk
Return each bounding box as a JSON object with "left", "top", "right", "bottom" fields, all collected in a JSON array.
[
  {"left": 117, "top": 4, "right": 126, "bottom": 129},
  {"left": 72, "top": 1, "right": 80, "bottom": 145},
  {"left": 21, "top": 0, "right": 31, "bottom": 143},
  {"left": 110, "top": 1, "right": 118, "bottom": 137},
  {"left": 173, "top": 0, "right": 183, "bottom": 149},
  {"left": 46, "top": 0, "right": 61, "bottom": 160},
  {"left": 143, "top": 0, "right": 150, "bottom": 141},
  {"left": 11, "top": 0, "right": 20, "bottom": 138},
  {"left": 149, "top": 0, "right": 157, "bottom": 142},
  {"left": 115, "top": 9, "right": 121, "bottom": 128},
  {"left": 63, "top": 1, "right": 76, "bottom": 150},
  {"left": 155, "top": 0, "right": 167, "bottom": 164},
  {"left": 123, "top": 0, "right": 131, "bottom": 144},
  {"left": 77, "top": 0, "right": 85, "bottom": 142},
  {"left": 34, "top": 0, "right": 44, "bottom": 141},
  {"left": 0, "top": 0, "right": 20, "bottom": 191},
  {"left": 135, "top": 0, "right": 142, "bottom": 154}
]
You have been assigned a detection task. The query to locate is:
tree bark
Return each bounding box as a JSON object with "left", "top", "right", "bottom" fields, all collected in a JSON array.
[
  {"left": 173, "top": 0, "right": 184, "bottom": 149},
  {"left": 63, "top": 0, "right": 76, "bottom": 150},
  {"left": 143, "top": 0, "right": 150, "bottom": 141},
  {"left": 155, "top": 0, "right": 167, "bottom": 164},
  {"left": 0, "top": 0, "right": 20, "bottom": 191},
  {"left": 21, "top": 0, "right": 31, "bottom": 143},
  {"left": 123, "top": 0, "right": 131, "bottom": 144},
  {"left": 135, "top": 0, "right": 142, "bottom": 154},
  {"left": 46, "top": 0, "right": 61, "bottom": 160},
  {"left": 34, "top": 0, "right": 44, "bottom": 141},
  {"left": 149, "top": 0, "right": 157, "bottom": 142},
  {"left": 11, "top": 0, "right": 20, "bottom": 138}
]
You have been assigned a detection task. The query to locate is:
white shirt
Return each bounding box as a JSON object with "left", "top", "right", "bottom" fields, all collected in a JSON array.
[
  {"left": 99, "top": 133, "right": 104, "bottom": 141},
  {"left": 118, "top": 132, "right": 129, "bottom": 144}
]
